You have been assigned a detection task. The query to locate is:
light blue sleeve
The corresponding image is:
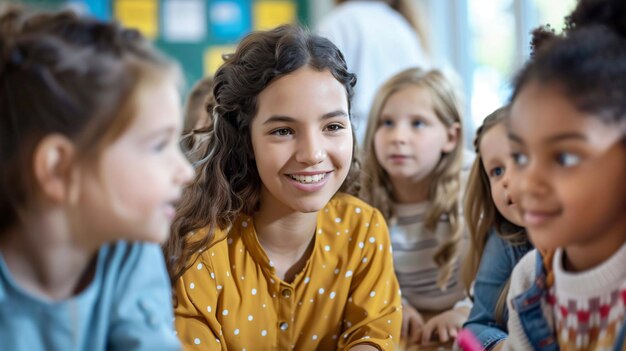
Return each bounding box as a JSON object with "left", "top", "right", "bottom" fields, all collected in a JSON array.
[
  {"left": 462, "top": 232, "right": 514, "bottom": 350},
  {"left": 107, "top": 243, "right": 181, "bottom": 351}
]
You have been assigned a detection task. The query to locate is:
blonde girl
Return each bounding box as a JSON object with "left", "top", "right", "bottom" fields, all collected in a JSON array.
[
  {"left": 360, "top": 67, "right": 469, "bottom": 346},
  {"left": 165, "top": 25, "right": 402, "bottom": 351},
  {"left": 0, "top": 6, "right": 192, "bottom": 350},
  {"left": 460, "top": 107, "right": 532, "bottom": 351}
]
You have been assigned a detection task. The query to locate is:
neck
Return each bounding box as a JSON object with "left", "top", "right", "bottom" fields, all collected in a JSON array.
[
  {"left": 253, "top": 202, "right": 318, "bottom": 282},
  {"left": 390, "top": 175, "right": 431, "bottom": 204},
  {"left": 562, "top": 215, "right": 626, "bottom": 272},
  {"left": 0, "top": 208, "right": 99, "bottom": 301},
  {"left": 253, "top": 206, "right": 317, "bottom": 254}
]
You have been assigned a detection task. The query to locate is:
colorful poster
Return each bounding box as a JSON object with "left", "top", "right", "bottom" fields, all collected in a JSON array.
[
  {"left": 204, "top": 45, "right": 237, "bottom": 76},
  {"left": 163, "top": 0, "right": 206, "bottom": 42},
  {"left": 114, "top": 0, "right": 159, "bottom": 39},
  {"left": 253, "top": 1, "right": 296, "bottom": 31},
  {"left": 209, "top": 0, "right": 251, "bottom": 43}
]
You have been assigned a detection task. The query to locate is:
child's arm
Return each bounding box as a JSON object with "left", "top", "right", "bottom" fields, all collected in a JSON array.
[
  {"left": 339, "top": 210, "right": 402, "bottom": 351},
  {"left": 107, "top": 242, "right": 182, "bottom": 350},
  {"left": 173, "top": 255, "right": 222, "bottom": 350}
]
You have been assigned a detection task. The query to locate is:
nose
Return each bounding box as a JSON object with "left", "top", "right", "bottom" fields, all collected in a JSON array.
[
  {"left": 517, "top": 159, "right": 549, "bottom": 198},
  {"left": 295, "top": 131, "right": 327, "bottom": 165},
  {"left": 390, "top": 124, "right": 408, "bottom": 144}
]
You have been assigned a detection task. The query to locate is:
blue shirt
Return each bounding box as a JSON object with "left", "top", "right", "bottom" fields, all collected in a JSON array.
[
  {"left": 463, "top": 230, "right": 533, "bottom": 350},
  {"left": 0, "top": 241, "right": 181, "bottom": 351}
]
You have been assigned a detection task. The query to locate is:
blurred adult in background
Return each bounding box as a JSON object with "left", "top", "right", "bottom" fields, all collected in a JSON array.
[{"left": 316, "top": 0, "right": 430, "bottom": 144}]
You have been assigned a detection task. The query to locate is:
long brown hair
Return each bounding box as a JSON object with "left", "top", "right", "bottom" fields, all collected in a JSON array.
[
  {"left": 164, "top": 24, "right": 358, "bottom": 285},
  {"left": 461, "top": 107, "right": 526, "bottom": 323},
  {"left": 359, "top": 67, "right": 464, "bottom": 289},
  {"left": 0, "top": 6, "right": 176, "bottom": 233}
]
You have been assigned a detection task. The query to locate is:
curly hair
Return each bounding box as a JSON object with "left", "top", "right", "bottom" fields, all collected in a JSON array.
[
  {"left": 0, "top": 6, "right": 176, "bottom": 232},
  {"left": 164, "top": 24, "right": 358, "bottom": 285},
  {"left": 359, "top": 67, "right": 464, "bottom": 289}
]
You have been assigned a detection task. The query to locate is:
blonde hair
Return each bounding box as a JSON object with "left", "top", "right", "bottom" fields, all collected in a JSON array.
[
  {"left": 461, "top": 107, "right": 526, "bottom": 324},
  {"left": 359, "top": 67, "right": 464, "bottom": 289}
]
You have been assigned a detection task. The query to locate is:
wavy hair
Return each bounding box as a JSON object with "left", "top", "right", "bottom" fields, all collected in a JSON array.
[
  {"left": 165, "top": 24, "right": 358, "bottom": 285},
  {"left": 359, "top": 67, "right": 463, "bottom": 289}
]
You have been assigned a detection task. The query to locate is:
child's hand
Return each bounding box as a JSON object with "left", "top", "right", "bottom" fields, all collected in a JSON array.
[
  {"left": 420, "top": 307, "right": 469, "bottom": 344},
  {"left": 401, "top": 302, "right": 424, "bottom": 345}
]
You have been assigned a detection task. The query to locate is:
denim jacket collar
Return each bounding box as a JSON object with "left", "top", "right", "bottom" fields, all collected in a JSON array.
[{"left": 510, "top": 250, "right": 559, "bottom": 351}]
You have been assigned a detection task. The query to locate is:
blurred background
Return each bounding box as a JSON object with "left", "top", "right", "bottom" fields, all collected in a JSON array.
[{"left": 9, "top": 0, "right": 576, "bottom": 132}]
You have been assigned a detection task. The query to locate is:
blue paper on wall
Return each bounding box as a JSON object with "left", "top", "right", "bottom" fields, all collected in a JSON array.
[{"left": 209, "top": 0, "right": 251, "bottom": 43}]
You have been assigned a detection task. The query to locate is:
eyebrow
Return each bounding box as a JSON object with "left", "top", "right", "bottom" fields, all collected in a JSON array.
[
  {"left": 262, "top": 110, "right": 348, "bottom": 125},
  {"left": 508, "top": 132, "right": 587, "bottom": 144}
]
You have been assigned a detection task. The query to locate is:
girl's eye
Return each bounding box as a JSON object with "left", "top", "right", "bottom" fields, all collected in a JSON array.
[
  {"left": 152, "top": 139, "right": 169, "bottom": 152},
  {"left": 511, "top": 152, "right": 529, "bottom": 167},
  {"left": 380, "top": 119, "right": 393, "bottom": 127},
  {"left": 325, "top": 123, "right": 345, "bottom": 132},
  {"left": 412, "top": 120, "right": 425, "bottom": 128},
  {"left": 489, "top": 166, "right": 505, "bottom": 178},
  {"left": 271, "top": 128, "right": 293, "bottom": 136},
  {"left": 557, "top": 152, "right": 581, "bottom": 167}
]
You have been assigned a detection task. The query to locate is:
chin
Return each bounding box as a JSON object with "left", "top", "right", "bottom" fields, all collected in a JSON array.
[{"left": 292, "top": 198, "right": 332, "bottom": 214}]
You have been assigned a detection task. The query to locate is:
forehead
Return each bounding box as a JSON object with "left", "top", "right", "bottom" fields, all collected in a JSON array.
[
  {"left": 510, "top": 82, "right": 586, "bottom": 135},
  {"left": 254, "top": 67, "right": 348, "bottom": 121},
  {"left": 125, "top": 79, "right": 181, "bottom": 133},
  {"left": 509, "top": 81, "right": 624, "bottom": 146},
  {"left": 480, "top": 123, "right": 509, "bottom": 161},
  {"left": 383, "top": 85, "right": 433, "bottom": 111}
]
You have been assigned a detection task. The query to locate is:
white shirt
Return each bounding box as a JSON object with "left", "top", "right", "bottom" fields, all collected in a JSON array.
[{"left": 316, "top": 1, "right": 429, "bottom": 144}]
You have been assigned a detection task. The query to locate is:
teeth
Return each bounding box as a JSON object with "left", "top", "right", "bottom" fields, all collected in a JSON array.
[{"left": 289, "top": 173, "right": 326, "bottom": 184}]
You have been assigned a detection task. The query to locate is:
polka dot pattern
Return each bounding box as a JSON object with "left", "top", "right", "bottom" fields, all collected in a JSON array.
[{"left": 174, "top": 194, "right": 402, "bottom": 350}]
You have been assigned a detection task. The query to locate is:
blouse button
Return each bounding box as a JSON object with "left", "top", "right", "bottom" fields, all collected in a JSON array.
[
  {"left": 279, "top": 322, "right": 289, "bottom": 331},
  {"left": 281, "top": 289, "right": 292, "bottom": 298}
]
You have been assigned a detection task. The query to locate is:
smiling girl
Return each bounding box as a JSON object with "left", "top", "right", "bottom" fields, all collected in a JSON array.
[
  {"left": 165, "top": 25, "right": 401, "bottom": 351},
  {"left": 503, "top": 0, "right": 626, "bottom": 349}
]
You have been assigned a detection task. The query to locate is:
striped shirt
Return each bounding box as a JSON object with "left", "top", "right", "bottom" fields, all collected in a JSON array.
[{"left": 390, "top": 201, "right": 468, "bottom": 312}]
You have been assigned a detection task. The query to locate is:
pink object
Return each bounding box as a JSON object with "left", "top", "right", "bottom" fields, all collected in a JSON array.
[{"left": 456, "top": 329, "right": 483, "bottom": 351}]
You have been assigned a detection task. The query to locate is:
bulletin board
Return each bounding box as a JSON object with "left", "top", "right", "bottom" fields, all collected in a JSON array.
[{"left": 17, "top": 0, "right": 310, "bottom": 90}]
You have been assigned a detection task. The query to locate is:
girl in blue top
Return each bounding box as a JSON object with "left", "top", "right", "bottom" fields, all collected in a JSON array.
[
  {"left": 0, "top": 7, "right": 192, "bottom": 350},
  {"left": 460, "top": 107, "right": 532, "bottom": 351}
]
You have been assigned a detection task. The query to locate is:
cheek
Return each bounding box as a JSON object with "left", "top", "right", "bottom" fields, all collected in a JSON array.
[
  {"left": 373, "top": 130, "right": 385, "bottom": 156},
  {"left": 332, "top": 135, "right": 354, "bottom": 167}
]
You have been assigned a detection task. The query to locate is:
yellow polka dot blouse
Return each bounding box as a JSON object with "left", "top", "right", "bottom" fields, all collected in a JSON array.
[{"left": 174, "top": 193, "right": 402, "bottom": 350}]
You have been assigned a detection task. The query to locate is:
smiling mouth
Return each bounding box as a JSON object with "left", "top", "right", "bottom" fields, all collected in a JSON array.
[
  {"left": 288, "top": 173, "right": 328, "bottom": 184},
  {"left": 522, "top": 209, "right": 560, "bottom": 226}
]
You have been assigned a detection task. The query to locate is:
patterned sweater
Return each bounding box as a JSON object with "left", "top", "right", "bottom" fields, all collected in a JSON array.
[{"left": 505, "top": 243, "right": 626, "bottom": 351}]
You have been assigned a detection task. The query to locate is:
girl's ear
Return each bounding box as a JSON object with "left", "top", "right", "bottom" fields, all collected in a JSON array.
[
  {"left": 32, "top": 135, "right": 77, "bottom": 204},
  {"left": 442, "top": 122, "right": 461, "bottom": 153}
]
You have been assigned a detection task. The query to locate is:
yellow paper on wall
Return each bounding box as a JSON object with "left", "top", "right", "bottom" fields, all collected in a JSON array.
[
  {"left": 204, "top": 45, "right": 237, "bottom": 76},
  {"left": 114, "top": 0, "right": 159, "bottom": 40},
  {"left": 253, "top": 1, "right": 296, "bottom": 31}
]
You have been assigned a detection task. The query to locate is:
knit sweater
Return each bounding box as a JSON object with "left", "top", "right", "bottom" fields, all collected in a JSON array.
[{"left": 505, "top": 242, "right": 626, "bottom": 351}]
